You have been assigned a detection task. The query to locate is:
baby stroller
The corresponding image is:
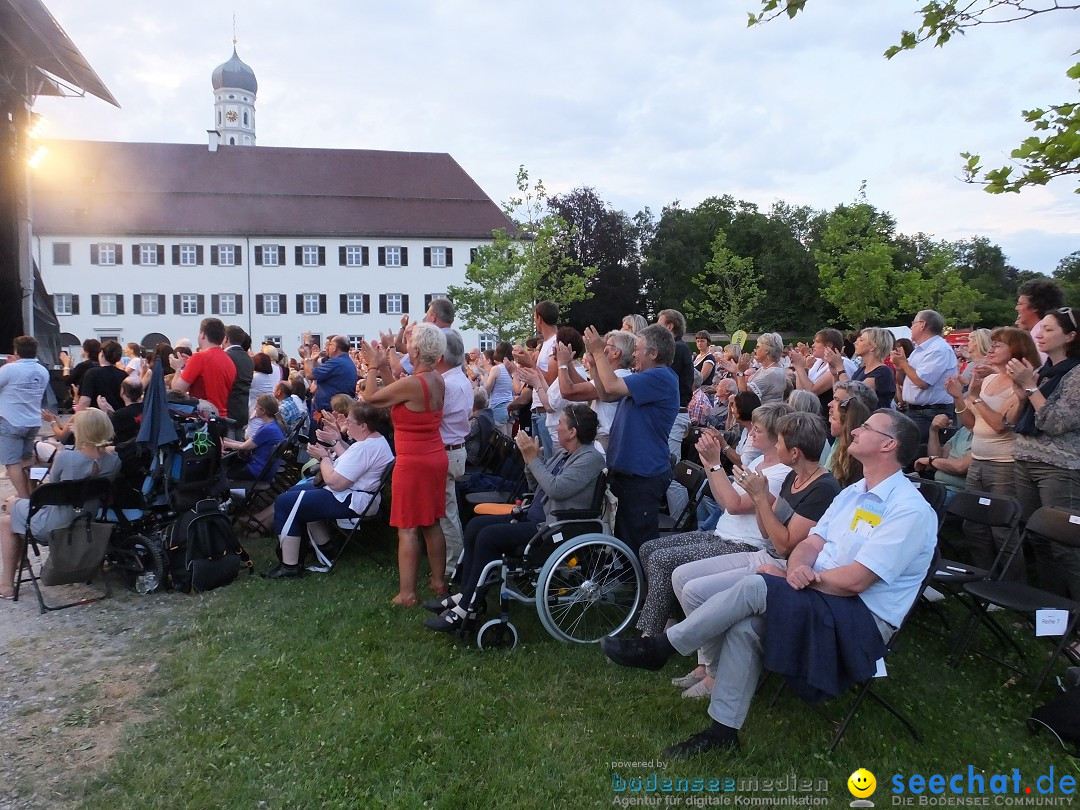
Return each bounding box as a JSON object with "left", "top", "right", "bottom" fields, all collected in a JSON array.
[{"left": 102, "top": 405, "right": 230, "bottom": 593}]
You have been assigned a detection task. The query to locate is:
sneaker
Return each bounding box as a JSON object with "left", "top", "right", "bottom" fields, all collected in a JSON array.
[
  {"left": 600, "top": 635, "right": 672, "bottom": 671},
  {"left": 681, "top": 679, "right": 711, "bottom": 699},
  {"left": 422, "top": 593, "right": 462, "bottom": 613},
  {"left": 261, "top": 562, "right": 302, "bottom": 579},
  {"left": 663, "top": 728, "right": 739, "bottom": 759},
  {"left": 671, "top": 669, "right": 705, "bottom": 690},
  {"left": 423, "top": 606, "right": 474, "bottom": 633}
]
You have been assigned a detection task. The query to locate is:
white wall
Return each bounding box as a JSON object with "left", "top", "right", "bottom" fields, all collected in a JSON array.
[{"left": 35, "top": 234, "right": 490, "bottom": 354}]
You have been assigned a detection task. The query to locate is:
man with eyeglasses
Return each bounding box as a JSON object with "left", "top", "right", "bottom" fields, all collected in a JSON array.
[
  {"left": 890, "top": 309, "right": 957, "bottom": 442},
  {"left": 600, "top": 409, "right": 935, "bottom": 758}
]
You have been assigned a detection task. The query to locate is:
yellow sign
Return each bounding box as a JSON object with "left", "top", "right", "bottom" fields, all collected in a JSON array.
[{"left": 730, "top": 330, "right": 748, "bottom": 350}]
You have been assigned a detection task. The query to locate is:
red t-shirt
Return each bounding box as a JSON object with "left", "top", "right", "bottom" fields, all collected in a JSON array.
[{"left": 179, "top": 346, "right": 236, "bottom": 416}]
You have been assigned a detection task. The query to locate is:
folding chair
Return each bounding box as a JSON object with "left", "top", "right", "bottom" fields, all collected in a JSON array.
[
  {"left": 768, "top": 547, "right": 941, "bottom": 751},
  {"left": 904, "top": 473, "right": 947, "bottom": 528},
  {"left": 227, "top": 437, "right": 296, "bottom": 530},
  {"left": 14, "top": 478, "right": 115, "bottom": 613},
  {"left": 464, "top": 441, "right": 528, "bottom": 509},
  {"left": 917, "top": 490, "right": 1021, "bottom": 640},
  {"left": 952, "top": 506, "right": 1080, "bottom": 695},
  {"left": 312, "top": 460, "right": 396, "bottom": 571},
  {"left": 657, "top": 460, "right": 707, "bottom": 534}
]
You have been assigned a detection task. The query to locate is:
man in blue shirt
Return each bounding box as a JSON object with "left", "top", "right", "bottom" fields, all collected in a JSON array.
[
  {"left": 584, "top": 323, "right": 678, "bottom": 555},
  {"left": 0, "top": 336, "right": 50, "bottom": 498},
  {"left": 600, "top": 408, "right": 935, "bottom": 758},
  {"left": 308, "top": 335, "right": 359, "bottom": 415},
  {"left": 891, "top": 309, "right": 958, "bottom": 442}
]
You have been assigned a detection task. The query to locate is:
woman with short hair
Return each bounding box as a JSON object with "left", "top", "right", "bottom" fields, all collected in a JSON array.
[{"left": 832, "top": 327, "right": 896, "bottom": 410}]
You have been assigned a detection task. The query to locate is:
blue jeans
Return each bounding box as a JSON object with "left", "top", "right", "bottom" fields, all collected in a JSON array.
[{"left": 531, "top": 411, "right": 554, "bottom": 460}]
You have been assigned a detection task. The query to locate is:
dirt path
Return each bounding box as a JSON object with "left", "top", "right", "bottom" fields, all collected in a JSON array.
[{"left": 0, "top": 474, "right": 194, "bottom": 810}]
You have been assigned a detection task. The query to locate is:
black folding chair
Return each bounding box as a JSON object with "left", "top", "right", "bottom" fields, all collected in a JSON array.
[
  {"left": 952, "top": 506, "right": 1080, "bottom": 695},
  {"left": 14, "top": 478, "right": 115, "bottom": 613},
  {"left": 312, "top": 460, "right": 396, "bottom": 570},
  {"left": 227, "top": 436, "right": 296, "bottom": 530},
  {"left": 904, "top": 473, "right": 947, "bottom": 528},
  {"left": 768, "top": 547, "right": 940, "bottom": 751},
  {"left": 657, "top": 459, "right": 707, "bottom": 534},
  {"left": 918, "top": 490, "right": 1021, "bottom": 640}
]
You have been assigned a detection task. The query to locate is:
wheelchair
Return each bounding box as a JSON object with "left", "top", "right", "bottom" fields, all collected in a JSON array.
[{"left": 463, "top": 474, "right": 644, "bottom": 651}]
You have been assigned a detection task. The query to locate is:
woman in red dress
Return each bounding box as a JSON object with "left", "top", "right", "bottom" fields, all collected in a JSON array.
[{"left": 360, "top": 323, "right": 448, "bottom": 606}]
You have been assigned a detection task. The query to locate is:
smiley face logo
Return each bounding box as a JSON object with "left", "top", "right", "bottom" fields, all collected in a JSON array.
[{"left": 848, "top": 768, "right": 877, "bottom": 799}]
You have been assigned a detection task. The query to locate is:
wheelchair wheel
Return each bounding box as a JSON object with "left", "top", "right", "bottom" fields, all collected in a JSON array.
[
  {"left": 536, "top": 533, "right": 642, "bottom": 644},
  {"left": 476, "top": 619, "right": 518, "bottom": 651},
  {"left": 123, "top": 533, "right": 165, "bottom": 594}
]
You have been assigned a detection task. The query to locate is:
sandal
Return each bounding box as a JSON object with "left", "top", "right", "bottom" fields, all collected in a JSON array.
[{"left": 390, "top": 594, "right": 419, "bottom": 607}]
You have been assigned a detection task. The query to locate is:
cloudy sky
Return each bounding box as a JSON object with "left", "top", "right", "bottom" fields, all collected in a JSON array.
[{"left": 35, "top": 0, "right": 1080, "bottom": 274}]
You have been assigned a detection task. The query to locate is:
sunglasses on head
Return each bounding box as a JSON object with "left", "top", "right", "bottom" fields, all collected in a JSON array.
[{"left": 1057, "top": 307, "right": 1078, "bottom": 329}]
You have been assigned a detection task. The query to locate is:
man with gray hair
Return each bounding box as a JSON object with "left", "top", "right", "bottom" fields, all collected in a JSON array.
[
  {"left": 601, "top": 409, "right": 934, "bottom": 757},
  {"left": 436, "top": 329, "right": 473, "bottom": 574},
  {"left": 890, "top": 309, "right": 957, "bottom": 442},
  {"left": 584, "top": 323, "right": 679, "bottom": 555}
]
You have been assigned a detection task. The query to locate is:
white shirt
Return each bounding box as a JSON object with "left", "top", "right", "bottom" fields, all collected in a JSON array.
[
  {"left": 439, "top": 365, "right": 472, "bottom": 445},
  {"left": 809, "top": 469, "right": 937, "bottom": 628},
  {"left": 531, "top": 333, "right": 558, "bottom": 410},
  {"left": 713, "top": 457, "right": 791, "bottom": 547},
  {"left": 901, "top": 334, "right": 958, "bottom": 406},
  {"left": 330, "top": 435, "right": 395, "bottom": 514}
]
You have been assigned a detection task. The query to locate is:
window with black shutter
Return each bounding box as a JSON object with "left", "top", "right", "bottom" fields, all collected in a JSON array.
[
  {"left": 132, "top": 247, "right": 141, "bottom": 266},
  {"left": 91, "top": 294, "right": 100, "bottom": 314},
  {"left": 133, "top": 295, "right": 142, "bottom": 315},
  {"left": 470, "top": 247, "right": 478, "bottom": 263},
  {"left": 90, "top": 244, "right": 99, "bottom": 264},
  {"left": 402, "top": 294, "right": 409, "bottom": 312},
  {"left": 338, "top": 246, "right": 346, "bottom": 266},
  {"left": 172, "top": 245, "right": 180, "bottom": 265},
  {"left": 295, "top": 294, "right": 303, "bottom": 313},
  {"left": 71, "top": 295, "right": 79, "bottom": 315},
  {"left": 362, "top": 293, "right": 370, "bottom": 313},
  {"left": 256, "top": 296, "right": 264, "bottom": 315},
  {"left": 319, "top": 294, "right": 326, "bottom": 314},
  {"left": 295, "top": 246, "right": 303, "bottom": 265},
  {"left": 115, "top": 295, "right": 125, "bottom": 314},
  {"left": 378, "top": 247, "right": 386, "bottom": 266},
  {"left": 196, "top": 245, "right": 204, "bottom": 265},
  {"left": 401, "top": 247, "right": 408, "bottom": 266},
  {"left": 173, "top": 295, "right": 181, "bottom": 314},
  {"left": 278, "top": 294, "right": 287, "bottom": 313},
  {"left": 235, "top": 295, "right": 243, "bottom": 314},
  {"left": 424, "top": 247, "right": 431, "bottom": 267},
  {"left": 211, "top": 245, "right": 219, "bottom": 265},
  {"left": 197, "top": 294, "right": 205, "bottom": 315},
  {"left": 362, "top": 246, "right": 369, "bottom": 266},
  {"left": 157, "top": 294, "right": 165, "bottom": 314},
  {"left": 424, "top": 294, "right": 432, "bottom": 310},
  {"left": 254, "top": 246, "right": 263, "bottom": 265},
  {"left": 211, "top": 294, "right": 219, "bottom": 315},
  {"left": 379, "top": 294, "right": 387, "bottom": 314},
  {"left": 446, "top": 248, "right": 453, "bottom": 266}
]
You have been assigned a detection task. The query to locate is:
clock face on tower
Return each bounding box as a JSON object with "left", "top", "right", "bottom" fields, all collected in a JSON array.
[{"left": 226, "top": 111, "right": 238, "bottom": 123}]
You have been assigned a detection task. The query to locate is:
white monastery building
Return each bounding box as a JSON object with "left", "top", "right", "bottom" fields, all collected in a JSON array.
[{"left": 32, "top": 46, "right": 511, "bottom": 354}]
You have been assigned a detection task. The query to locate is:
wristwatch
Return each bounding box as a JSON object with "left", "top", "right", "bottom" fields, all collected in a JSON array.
[
  {"left": 709, "top": 464, "right": 725, "bottom": 473},
  {"left": 736, "top": 372, "right": 745, "bottom": 378},
  {"left": 1024, "top": 386, "right": 1038, "bottom": 395}
]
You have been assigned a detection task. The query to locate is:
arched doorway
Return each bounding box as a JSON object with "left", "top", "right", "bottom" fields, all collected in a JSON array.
[
  {"left": 141, "top": 332, "right": 169, "bottom": 351},
  {"left": 59, "top": 331, "right": 81, "bottom": 352}
]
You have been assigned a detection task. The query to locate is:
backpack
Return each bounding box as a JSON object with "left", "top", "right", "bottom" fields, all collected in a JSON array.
[{"left": 165, "top": 498, "right": 251, "bottom": 592}]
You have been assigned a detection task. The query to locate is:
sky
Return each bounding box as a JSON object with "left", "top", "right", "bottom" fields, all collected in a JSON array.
[{"left": 33, "top": 0, "right": 1080, "bottom": 275}]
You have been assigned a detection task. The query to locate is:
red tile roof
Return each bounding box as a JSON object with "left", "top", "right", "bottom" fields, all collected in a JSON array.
[{"left": 32, "top": 140, "right": 515, "bottom": 239}]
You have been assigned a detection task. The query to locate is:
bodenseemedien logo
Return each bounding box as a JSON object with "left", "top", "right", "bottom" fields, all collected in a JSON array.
[{"left": 848, "top": 768, "right": 877, "bottom": 807}]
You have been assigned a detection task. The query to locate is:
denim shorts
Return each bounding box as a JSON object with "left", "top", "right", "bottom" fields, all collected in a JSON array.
[{"left": 0, "top": 418, "right": 37, "bottom": 465}]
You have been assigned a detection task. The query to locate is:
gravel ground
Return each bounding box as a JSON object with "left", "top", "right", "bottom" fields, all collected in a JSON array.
[{"left": 0, "top": 470, "right": 194, "bottom": 809}]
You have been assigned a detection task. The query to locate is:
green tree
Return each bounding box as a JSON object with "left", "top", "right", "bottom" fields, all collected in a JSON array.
[
  {"left": 749, "top": 1, "right": 1080, "bottom": 194},
  {"left": 685, "top": 230, "right": 762, "bottom": 334},
  {"left": 814, "top": 197, "right": 899, "bottom": 327},
  {"left": 896, "top": 240, "right": 985, "bottom": 325},
  {"left": 448, "top": 166, "right": 594, "bottom": 341},
  {"left": 1054, "top": 249, "right": 1080, "bottom": 304}
]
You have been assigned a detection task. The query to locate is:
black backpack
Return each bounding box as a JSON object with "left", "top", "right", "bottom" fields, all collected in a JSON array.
[{"left": 166, "top": 498, "right": 251, "bottom": 592}]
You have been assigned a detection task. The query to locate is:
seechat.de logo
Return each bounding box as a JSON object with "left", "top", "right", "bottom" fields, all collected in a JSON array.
[{"left": 848, "top": 768, "right": 877, "bottom": 807}]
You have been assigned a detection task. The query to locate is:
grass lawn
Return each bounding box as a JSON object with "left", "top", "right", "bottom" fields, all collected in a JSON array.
[{"left": 80, "top": 528, "right": 1080, "bottom": 809}]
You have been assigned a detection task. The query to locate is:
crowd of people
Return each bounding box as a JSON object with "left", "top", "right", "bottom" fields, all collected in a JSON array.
[{"left": 0, "top": 276, "right": 1077, "bottom": 759}]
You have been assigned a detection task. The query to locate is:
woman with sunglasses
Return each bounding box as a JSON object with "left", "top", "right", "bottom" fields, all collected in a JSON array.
[
  {"left": 1006, "top": 306, "right": 1080, "bottom": 596},
  {"left": 821, "top": 381, "right": 877, "bottom": 488},
  {"left": 944, "top": 328, "right": 1039, "bottom": 580},
  {"left": 423, "top": 403, "right": 605, "bottom": 632}
]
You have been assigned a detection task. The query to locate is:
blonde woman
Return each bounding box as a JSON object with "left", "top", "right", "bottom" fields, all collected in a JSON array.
[{"left": 1, "top": 409, "right": 120, "bottom": 598}]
